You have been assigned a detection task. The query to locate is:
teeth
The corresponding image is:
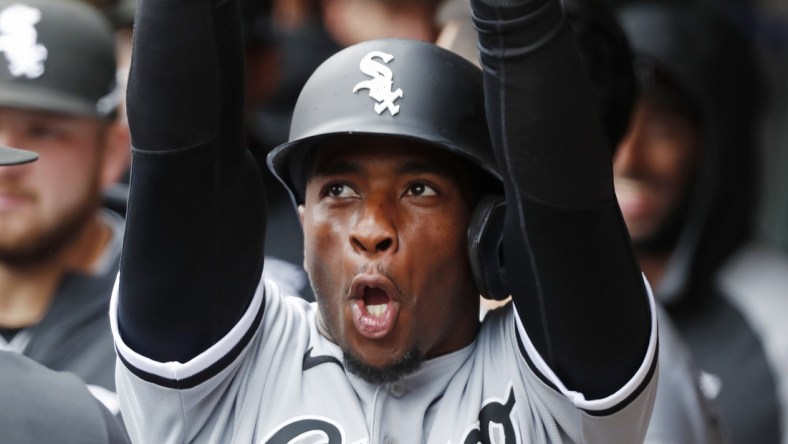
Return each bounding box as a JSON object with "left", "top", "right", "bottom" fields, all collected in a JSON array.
[{"left": 367, "top": 304, "right": 387, "bottom": 317}]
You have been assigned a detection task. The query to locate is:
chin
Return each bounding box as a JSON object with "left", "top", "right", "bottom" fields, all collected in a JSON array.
[{"left": 343, "top": 346, "right": 424, "bottom": 385}]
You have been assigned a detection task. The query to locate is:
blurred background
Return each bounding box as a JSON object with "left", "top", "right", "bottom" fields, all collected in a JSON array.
[{"left": 92, "top": 0, "right": 788, "bottom": 257}]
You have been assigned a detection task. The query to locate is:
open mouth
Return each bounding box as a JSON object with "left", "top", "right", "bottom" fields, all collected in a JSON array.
[
  {"left": 349, "top": 276, "right": 400, "bottom": 339},
  {"left": 364, "top": 286, "right": 389, "bottom": 317},
  {"left": 614, "top": 179, "right": 660, "bottom": 217}
]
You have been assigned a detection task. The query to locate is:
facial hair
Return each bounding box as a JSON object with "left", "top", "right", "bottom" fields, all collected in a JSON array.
[
  {"left": 0, "top": 180, "right": 101, "bottom": 266},
  {"left": 343, "top": 345, "right": 424, "bottom": 385}
]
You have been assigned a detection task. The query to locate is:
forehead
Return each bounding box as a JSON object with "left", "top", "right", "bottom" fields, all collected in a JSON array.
[
  {"left": 0, "top": 106, "right": 90, "bottom": 124},
  {"left": 308, "top": 134, "right": 466, "bottom": 178}
]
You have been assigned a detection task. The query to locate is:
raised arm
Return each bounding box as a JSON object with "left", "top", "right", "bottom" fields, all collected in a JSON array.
[
  {"left": 117, "top": 0, "right": 266, "bottom": 363},
  {"left": 472, "top": 0, "right": 654, "bottom": 399}
]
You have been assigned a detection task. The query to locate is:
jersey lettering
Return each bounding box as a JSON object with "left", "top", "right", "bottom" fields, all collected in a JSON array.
[
  {"left": 303, "top": 347, "right": 343, "bottom": 372},
  {"left": 352, "top": 51, "right": 403, "bottom": 116},
  {"left": 263, "top": 417, "right": 345, "bottom": 444},
  {"left": 262, "top": 387, "right": 518, "bottom": 444},
  {"left": 462, "top": 384, "right": 519, "bottom": 444}
]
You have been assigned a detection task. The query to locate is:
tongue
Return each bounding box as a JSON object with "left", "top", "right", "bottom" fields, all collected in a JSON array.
[{"left": 364, "top": 287, "right": 389, "bottom": 305}]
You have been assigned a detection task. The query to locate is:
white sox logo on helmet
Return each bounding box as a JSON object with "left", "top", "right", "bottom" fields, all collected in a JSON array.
[
  {"left": 352, "top": 51, "right": 403, "bottom": 116},
  {"left": 0, "top": 4, "right": 47, "bottom": 79}
]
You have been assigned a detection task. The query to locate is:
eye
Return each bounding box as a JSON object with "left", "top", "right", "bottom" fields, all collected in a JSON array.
[
  {"left": 405, "top": 182, "right": 437, "bottom": 197},
  {"left": 27, "top": 123, "right": 64, "bottom": 141},
  {"left": 325, "top": 183, "right": 357, "bottom": 199}
]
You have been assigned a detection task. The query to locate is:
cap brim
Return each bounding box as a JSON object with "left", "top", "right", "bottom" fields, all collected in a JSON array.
[{"left": 0, "top": 145, "right": 38, "bottom": 165}]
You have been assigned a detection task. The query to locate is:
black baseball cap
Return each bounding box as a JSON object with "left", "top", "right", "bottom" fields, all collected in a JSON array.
[
  {"left": 0, "top": 0, "right": 118, "bottom": 119},
  {"left": 0, "top": 145, "right": 37, "bottom": 165}
]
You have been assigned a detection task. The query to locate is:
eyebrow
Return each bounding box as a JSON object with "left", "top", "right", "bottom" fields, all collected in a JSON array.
[
  {"left": 311, "top": 161, "right": 362, "bottom": 178},
  {"left": 395, "top": 160, "right": 455, "bottom": 178}
]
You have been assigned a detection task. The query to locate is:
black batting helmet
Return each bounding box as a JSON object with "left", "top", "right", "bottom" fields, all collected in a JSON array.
[{"left": 267, "top": 38, "right": 500, "bottom": 205}]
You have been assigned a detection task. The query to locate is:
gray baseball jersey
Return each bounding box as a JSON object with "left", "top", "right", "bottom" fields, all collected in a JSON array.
[{"left": 112, "top": 278, "right": 658, "bottom": 443}]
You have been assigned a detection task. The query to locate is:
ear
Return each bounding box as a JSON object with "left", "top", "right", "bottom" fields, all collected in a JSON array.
[
  {"left": 467, "top": 195, "right": 510, "bottom": 301},
  {"left": 99, "top": 121, "right": 131, "bottom": 189},
  {"left": 298, "top": 204, "right": 308, "bottom": 270}
]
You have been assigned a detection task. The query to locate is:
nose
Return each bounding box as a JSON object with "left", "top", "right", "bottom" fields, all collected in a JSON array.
[
  {"left": 350, "top": 200, "right": 397, "bottom": 256},
  {"left": 0, "top": 127, "right": 26, "bottom": 156},
  {"left": 613, "top": 121, "right": 646, "bottom": 177},
  {"left": 0, "top": 130, "right": 30, "bottom": 175}
]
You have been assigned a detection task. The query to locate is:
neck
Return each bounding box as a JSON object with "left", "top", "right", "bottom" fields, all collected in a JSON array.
[{"left": 0, "top": 215, "right": 110, "bottom": 328}]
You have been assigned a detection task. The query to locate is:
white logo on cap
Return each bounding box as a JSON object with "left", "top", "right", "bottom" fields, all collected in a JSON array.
[
  {"left": 353, "top": 51, "right": 403, "bottom": 116},
  {"left": 0, "top": 4, "right": 47, "bottom": 79}
]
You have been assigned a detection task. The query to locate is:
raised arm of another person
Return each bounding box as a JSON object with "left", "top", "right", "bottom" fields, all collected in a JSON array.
[
  {"left": 115, "top": 0, "right": 266, "bottom": 365},
  {"left": 472, "top": 0, "right": 657, "bottom": 403}
]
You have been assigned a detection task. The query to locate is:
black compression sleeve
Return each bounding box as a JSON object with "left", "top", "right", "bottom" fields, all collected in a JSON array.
[
  {"left": 118, "top": 0, "right": 266, "bottom": 363},
  {"left": 472, "top": 0, "right": 652, "bottom": 398}
]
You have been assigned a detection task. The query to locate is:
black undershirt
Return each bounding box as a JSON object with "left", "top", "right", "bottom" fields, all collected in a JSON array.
[{"left": 0, "top": 326, "right": 24, "bottom": 342}]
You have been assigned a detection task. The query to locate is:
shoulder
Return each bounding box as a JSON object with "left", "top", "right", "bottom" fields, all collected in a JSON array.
[
  {"left": 718, "top": 242, "right": 788, "bottom": 300},
  {"left": 0, "top": 351, "right": 125, "bottom": 444},
  {"left": 716, "top": 241, "right": 788, "bottom": 411},
  {"left": 716, "top": 242, "right": 788, "bottom": 352},
  {"left": 649, "top": 308, "right": 727, "bottom": 443}
]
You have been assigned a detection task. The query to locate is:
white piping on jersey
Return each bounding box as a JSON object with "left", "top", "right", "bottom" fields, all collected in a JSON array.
[{"left": 110, "top": 271, "right": 267, "bottom": 381}]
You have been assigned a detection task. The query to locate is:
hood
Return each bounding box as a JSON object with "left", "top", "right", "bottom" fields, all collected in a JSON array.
[{"left": 618, "top": 2, "right": 764, "bottom": 304}]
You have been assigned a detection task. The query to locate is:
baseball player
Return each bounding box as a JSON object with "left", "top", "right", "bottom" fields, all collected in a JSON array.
[
  {"left": 112, "top": 0, "right": 658, "bottom": 442},
  {"left": 615, "top": 3, "right": 788, "bottom": 443},
  {"left": 0, "top": 0, "right": 128, "bottom": 410},
  {"left": 0, "top": 147, "right": 128, "bottom": 444}
]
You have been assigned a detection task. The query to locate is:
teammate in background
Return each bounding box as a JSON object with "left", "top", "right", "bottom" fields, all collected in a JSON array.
[
  {"left": 112, "top": 0, "right": 658, "bottom": 442},
  {"left": 614, "top": 2, "right": 788, "bottom": 443},
  {"left": 0, "top": 0, "right": 128, "bottom": 413},
  {"left": 0, "top": 146, "right": 127, "bottom": 444}
]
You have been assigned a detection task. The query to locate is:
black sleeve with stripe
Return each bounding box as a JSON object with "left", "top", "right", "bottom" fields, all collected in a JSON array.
[
  {"left": 117, "top": 0, "right": 266, "bottom": 363},
  {"left": 472, "top": 0, "right": 652, "bottom": 399}
]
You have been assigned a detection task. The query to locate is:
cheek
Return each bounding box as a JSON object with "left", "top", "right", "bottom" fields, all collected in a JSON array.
[
  {"left": 411, "top": 208, "right": 468, "bottom": 250},
  {"left": 32, "top": 155, "right": 95, "bottom": 199},
  {"left": 649, "top": 145, "right": 698, "bottom": 199},
  {"left": 403, "top": 210, "right": 472, "bottom": 290},
  {"left": 302, "top": 209, "right": 353, "bottom": 296},
  {"left": 40, "top": 144, "right": 101, "bottom": 180},
  {"left": 303, "top": 210, "right": 343, "bottom": 263}
]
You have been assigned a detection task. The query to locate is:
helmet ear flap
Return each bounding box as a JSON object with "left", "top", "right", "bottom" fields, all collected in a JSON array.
[{"left": 467, "top": 195, "right": 510, "bottom": 301}]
